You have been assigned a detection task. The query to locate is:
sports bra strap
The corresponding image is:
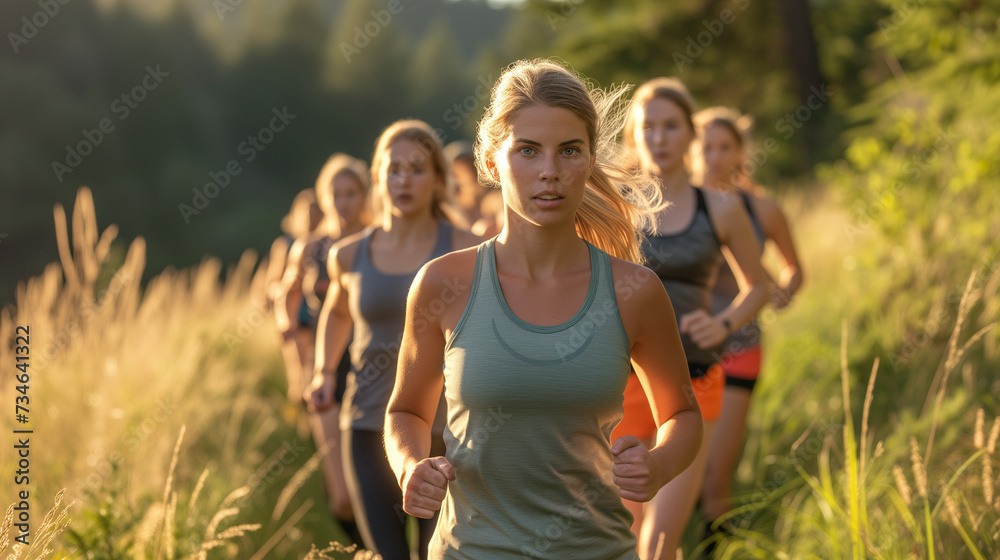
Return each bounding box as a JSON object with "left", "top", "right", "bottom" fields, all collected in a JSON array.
[
  {"left": 740, "top": 190, "right": 753, "bottom": 216},
  {"left": 694, "top": 186, "right": 720, "bottom": 246},
  {"left": 695, "top": 186, "right": 709, "bottom": 214}
]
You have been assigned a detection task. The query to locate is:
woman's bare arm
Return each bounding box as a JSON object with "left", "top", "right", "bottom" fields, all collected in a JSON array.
[{"left": 611, "top": 261, "right": 703, "bottom": 501}]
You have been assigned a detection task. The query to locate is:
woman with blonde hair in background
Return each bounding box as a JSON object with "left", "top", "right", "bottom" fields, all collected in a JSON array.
[
  {"left": 693, "top": 107, "right": 803, "bottom": 553},
  {"left": 267, "top": 188, "right": 323, "bottom": 401},
  {"left": 308, "top": 121, "right": 479, "bottom": 559},
  {"left": 385, "top": 59, "right": 703, "bottom": 559},
  {"left": 275, "top": 154, "right": 371, "bottom": 543},
  {"left": 614, "top": 78, "right": 770, "bottom": 558}
]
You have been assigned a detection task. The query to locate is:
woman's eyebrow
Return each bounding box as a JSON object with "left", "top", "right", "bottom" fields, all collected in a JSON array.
[{"left": 513, "top": 138, "right": 585, "bottom": 146}]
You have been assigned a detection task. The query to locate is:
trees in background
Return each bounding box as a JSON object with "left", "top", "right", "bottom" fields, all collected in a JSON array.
[
  {"left": 0, "top": 0, "right": 508, "bottom": 303},
  {"left": 3, "top": 0, "right": 992, "bottom": 307}
]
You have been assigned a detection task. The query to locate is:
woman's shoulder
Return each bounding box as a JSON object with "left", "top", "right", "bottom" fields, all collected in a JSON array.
[
  {"left": 608, "top": 254, "right": 666, "bottom": 304},
  {"left": 699, "top": 186, "right": 742, "bottom": 217},
  {"left": 747, "top": 189, "right": 783, "bottom": 225},
  {"left": 421, "top": 244, "right": 481, "bottom": 283},
  {"left": 283, "top": 234, "right": 312, "bottom": 265},
  {"left": 734, "top": 186, "right": 785, "bottom": 240},
  {"left": 329, "top": 228, "right": 373, "bottom": 273},
  {"left": 410, "top": 244, "right": 482, "bottom": 307},
  {"left": 270, "top": 234, "right": 292, "bottom": 253},
  {"left": 607, "top": 253, "right": 672, "bottom": 339}
]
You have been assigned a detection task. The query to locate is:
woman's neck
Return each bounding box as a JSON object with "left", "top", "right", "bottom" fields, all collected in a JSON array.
[
  {"left": 495, "top": 212, "right": 587, "bottom": 282},
  {"left": 381, "top": 210, "right": 438, "bottom": 243},
  {"left": 655, "top": 165, "right": 690, "bottom": 198}
]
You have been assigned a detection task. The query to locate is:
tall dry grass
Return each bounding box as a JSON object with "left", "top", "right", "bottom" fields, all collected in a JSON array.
[{"left": 0, "top": 188, "right": 370, "bottom": 559}]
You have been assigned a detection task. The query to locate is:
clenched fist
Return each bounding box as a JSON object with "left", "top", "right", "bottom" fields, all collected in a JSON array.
[
  {"left": 611, "top": 435, "right": 668, "bottom": 502},
  {"left": 679, "top": 309, "right": 728, "bottom": 349},
  {"left": 304, "top": 372, "right": 335, "bottom": 412},
  {"left": 402, "top": 456, "right": 455, "bottom": 519}
]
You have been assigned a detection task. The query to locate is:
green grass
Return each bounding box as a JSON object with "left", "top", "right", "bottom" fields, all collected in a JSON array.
[{"left": 699, "top": 187, "right": 1000, "bottom": 559}]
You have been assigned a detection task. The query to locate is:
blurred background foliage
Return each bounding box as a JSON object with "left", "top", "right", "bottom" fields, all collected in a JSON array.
[{"left": 1, "top": 0, "right": 914, "bottom": 306}]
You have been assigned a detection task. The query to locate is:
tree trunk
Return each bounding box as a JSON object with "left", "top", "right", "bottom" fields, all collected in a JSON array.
[{"left": 776, "top": 0, "right": 825, "bottom": 162}]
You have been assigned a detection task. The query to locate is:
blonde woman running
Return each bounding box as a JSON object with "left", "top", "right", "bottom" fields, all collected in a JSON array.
[
  {"left": 385, "top": 59, "right": 704, "bottom": 559},
  {"left": 308, "top": 122, "right": 479, "bottom": 559}
]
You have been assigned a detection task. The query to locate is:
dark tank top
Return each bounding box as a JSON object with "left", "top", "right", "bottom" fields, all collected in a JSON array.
[
  {"left": 340, "top": 222, "right": 453, "bottom": 432},
  {"left": 281, "top": 233, "right": 320, "bottom": 328},
  {"left": 308, "top": 233, "right": 350, "bottom": 400},
  {"left": 310, "top": 235, "right": 336, "bottom": 303},
  {"left": 641, "top": 186, "right": 724, "bottom": 372},
  {"left": 712, "top": 191, "right": 766, "bottom": 354}
]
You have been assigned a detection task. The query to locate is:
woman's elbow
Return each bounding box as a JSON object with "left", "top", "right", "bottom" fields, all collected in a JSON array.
[
  {"left": 385, "top": 389, "right": 418, "bottom": 419},
  {"left": 749, "top": 282, "right": 769, "bottom": 307},
  {"left": 385, "top": 405, "right": 430, "bottom": 436}
]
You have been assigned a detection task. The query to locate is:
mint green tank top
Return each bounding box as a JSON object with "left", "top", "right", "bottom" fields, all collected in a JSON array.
[{"left": 430, "top": 238, "right": 639, "bottom": 560}]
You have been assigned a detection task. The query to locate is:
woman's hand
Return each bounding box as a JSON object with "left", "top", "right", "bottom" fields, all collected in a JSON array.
[
  {"left": 304, "top": 372, "right": 335, "bottom": 412},
  {"left": 402, "top": 457, "right": 455, "bottom": 518},
  {"left": 679, "top": 309, "right": 729, "bottom": 349},
  {"left": 611, "top": 435, "right": 668, "bottom": 502},
  {"left": 771, "top": 285, "right": 794, "bottom": 310}
]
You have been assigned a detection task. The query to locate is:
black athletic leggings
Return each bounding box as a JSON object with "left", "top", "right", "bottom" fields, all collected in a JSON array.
[{"left": 342, "top": 429, "right": 446, "bottom": 560}]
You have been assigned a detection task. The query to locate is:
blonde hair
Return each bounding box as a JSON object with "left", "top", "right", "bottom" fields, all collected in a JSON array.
[
  {"left": 692, "top": 106, "right": 757, "bottom": 189},
  {"left": 474, "top": 59, "right": 663, "bottom": 263},
  {"left": 280, "top": 188, "right": 318, "bottom": 237},
  {"left": 370, "top": 120, "right": 466, "bottom": 227},
  {"left": 314, "top": 153, "right": 371, "bottom": 236}
]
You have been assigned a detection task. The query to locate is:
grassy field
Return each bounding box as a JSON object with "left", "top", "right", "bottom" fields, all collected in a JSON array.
[
  {"left": 0, "top": 189, "right": 367, "bottom": 559},
  {"left": 709, "top": 185, "right": 999, "bottom": 559},
  {"left": 1, "top": 184, "right": 997, "bottom": 559}
]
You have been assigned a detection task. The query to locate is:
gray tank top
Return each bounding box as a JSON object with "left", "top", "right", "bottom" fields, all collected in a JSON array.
[
  {"left": 641, "top": 186, "right": 724, "bottom": 370},
  {"left": 712, "top": 190, "right": 766, "bottom": 354},
  {"left": 431, "top": 238, "right": 637, "bottom": 559},
  {"left": 340, "top": 222, "right": 453, "bottom": 432}
]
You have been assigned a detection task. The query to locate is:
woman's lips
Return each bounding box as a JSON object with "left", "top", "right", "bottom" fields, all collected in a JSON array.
[{"left": 532, "top": 194, "right": 564, "bottom": 209}]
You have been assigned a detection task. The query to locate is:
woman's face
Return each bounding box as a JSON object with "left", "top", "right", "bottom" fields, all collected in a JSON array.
[
  {"left": 632, "top": 96, "right": 694, "bottom": 176},
  {"left": 701, "top": 123, "right": 742, "bottom": 186},
  {"left": 331, "top": 172, "right": 365, "bottom": 225},
  {"left": 492, "top": 103, "right": 592, "bottom": 230},
  {"left": 383, "top": 139, "right": 443, "bottom": 219}
]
